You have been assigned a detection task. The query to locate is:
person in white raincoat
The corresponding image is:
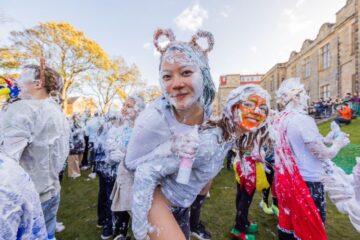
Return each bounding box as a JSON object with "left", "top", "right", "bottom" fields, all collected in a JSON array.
[
  {"left": 109, "top": 96, "right": 145, "bottom": 240},
  {"left": 0, "top": 64, "right": 69, "bottom": 240}
]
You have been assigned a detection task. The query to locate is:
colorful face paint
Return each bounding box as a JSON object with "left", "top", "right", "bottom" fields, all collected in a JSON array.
[
  {"left": 234, "top": 94, "right": 268, "bottom": 130},
  {"left": 223, "top": 84, "right": 271, "bottom": 133}
]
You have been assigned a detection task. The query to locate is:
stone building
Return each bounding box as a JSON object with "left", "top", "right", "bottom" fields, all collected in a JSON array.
[
  {"left": 216, "top": 74, "right": 263, "bottom": 115},
  {"left": 261, "top": 0, "right": 360, "bottom": 107}
]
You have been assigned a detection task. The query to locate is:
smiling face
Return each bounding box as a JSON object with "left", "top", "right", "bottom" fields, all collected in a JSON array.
[
  {"left": 160, "top": 51, "right": 203, "bottom": 111},
  {"left": 233, "top": 94, "right": 268, "bottom": 131}
]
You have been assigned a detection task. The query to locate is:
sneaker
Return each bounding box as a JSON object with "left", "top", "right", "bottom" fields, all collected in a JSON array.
[
  {"left": 271, "top": 204, "right": 279, "bottom": 217},
  {"left": 96, "top": 224, "right": 104, "bottom": 228},
  {"left": 113, "top": 234, "right": 127, "bottom": 240},
  {"left": 69, "top": 173, "right": 81, "bottom": 179},
  {"left": 230, "top": 228, "right": 255, "bottom": 240},
  {"left": 80, "top": 165, "right": 90, "bottom": 170},
  {"left": 246, "top": 222, "right": 258, "bottom": 234},
  {"left": 55, "top": 222, "right": 65, "bottom": 233},
  {"left": 191, "top": 222, "right": 212, "bottom": 240},
  {"left": 206, "top": 192, "right": 210, "bottom": 198},
  {"left": 101, "top": 227, "right": 113, "bottom": 240},
  {"left": 88, "top": 172, "right": 97, "bottom": 179},
  {"left": 259, "top": 200, "right": 274, "bottom": 215}
]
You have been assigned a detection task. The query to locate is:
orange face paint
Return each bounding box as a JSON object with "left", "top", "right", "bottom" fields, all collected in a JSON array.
[{"left": 235, "top": 94, "right": 268, "bottom": 130}]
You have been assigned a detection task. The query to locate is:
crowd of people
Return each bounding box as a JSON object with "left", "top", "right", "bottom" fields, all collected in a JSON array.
[
  {"left": 0, "top": 28, "right": 360, "bottom": 240},
  {"left": 308, "top": 93, "right": 360, "bottom": 121}
]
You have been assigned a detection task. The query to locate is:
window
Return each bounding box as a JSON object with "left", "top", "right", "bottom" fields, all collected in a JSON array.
[
  {"left": 321, "top": 84, "right": 331, "bottom": 99},
  {"left": 270, "top": 75, "right": 274, "bottom": 91},
  {"left": 291, "top": 66, "right": 296, "bottom": 77},
  {"left": 351, "top": 23, "right": 356, "bottom": 55},
  {"left": 304, "top": 57, "right": 311, "bottom": 78},
  {"left": 321, "top": 43, "right": 331, "bottom": 69}
]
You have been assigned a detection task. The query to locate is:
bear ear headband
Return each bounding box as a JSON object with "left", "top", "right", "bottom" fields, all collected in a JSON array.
[{"left": 153, "top": 28, "right": 214, "bottom": 55}]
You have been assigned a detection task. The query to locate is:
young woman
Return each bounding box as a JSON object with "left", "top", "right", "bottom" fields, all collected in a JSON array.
[
  {"left": 109, "top": 96, "right": 145, "bottom": 240},
  {"left": 128, "top": 84, "right": 270, "bottom": 240},
  {"left": 124, "top": 28, "right": 216, "bottom": 240}
]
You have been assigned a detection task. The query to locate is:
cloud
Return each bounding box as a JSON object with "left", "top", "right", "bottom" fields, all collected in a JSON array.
[
  {"left": 295, "top": 0, "right": 306, "bottom": 8},
  {"left": 250, "top": 46, "right": 258, "bottom": 53},
  {"left": 174, "top": 3, "right": 208, "bottom": 31},
  {"left": 153, "top": 48, "right": 161, "bottom": 58},
  {"left": 142, "top": 42, "right": 151, "bottom": 49},
  {"left": 282, "top": 8, "right": 293, "bottom": 16},
  {"left": 220, "top": 11, "right": 228, "bottom": 18},
  {"left": 279, "top": 3, "right": 312, "bottom": 34}
]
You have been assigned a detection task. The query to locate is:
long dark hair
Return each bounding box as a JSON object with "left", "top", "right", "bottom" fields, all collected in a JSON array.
[{"left": 205, "top": 117, "right": 269, "bottom": 157}]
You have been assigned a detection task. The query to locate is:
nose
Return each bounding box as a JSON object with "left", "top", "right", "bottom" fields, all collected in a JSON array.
[
  {"left": 254, "top": 107, "right": 262, "bottom": 114},
  {"left": 172, "top": 74, "right": 184, "bottom": 90}
]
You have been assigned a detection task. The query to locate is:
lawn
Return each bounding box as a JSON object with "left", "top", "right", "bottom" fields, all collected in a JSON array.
[{"left": 57, "top": 119, "right": 360, "bottom": 240}]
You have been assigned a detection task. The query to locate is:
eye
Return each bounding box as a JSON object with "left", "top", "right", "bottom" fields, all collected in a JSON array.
[
  {"left": 181, "top": 70, "right": 193, "bottom": 77},
  {"left": 241, "top": 101, "right": 255, "bottom": 109},
  {"left": 162, "top": 74, "right": 171, "bottom": 81},
  {"left": 259, "top": 105, "right": 268, "bottom": 115}
]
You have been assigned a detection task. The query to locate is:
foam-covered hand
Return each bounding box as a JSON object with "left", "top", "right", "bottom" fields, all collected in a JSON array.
[
  {"left": 109, "top": 149, "right": 125, "bottom": 163},
  {"left": 171, "top": 126, "right": 200, "bottom": 160}
]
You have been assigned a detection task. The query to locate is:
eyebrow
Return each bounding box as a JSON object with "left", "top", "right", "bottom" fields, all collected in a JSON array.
[
  {"left": 248, "top": 97, "right": 258, "bottom": 102},
  {"left": 179, "top": 64, "right": 195, "bottom": 70}
]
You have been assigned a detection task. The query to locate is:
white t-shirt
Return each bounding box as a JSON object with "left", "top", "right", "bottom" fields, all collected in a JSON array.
[{"left": 286, "top": 113, "right": 324, "bottom": 182}]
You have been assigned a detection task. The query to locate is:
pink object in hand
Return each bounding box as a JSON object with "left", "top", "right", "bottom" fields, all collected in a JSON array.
[{"left": 176, "top": 158, "right": 193, "bottom": 184}]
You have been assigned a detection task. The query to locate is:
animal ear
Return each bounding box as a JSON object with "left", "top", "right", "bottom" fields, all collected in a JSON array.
[
  {"left": 190, "top": 30, "right": 214, "bottom": 54},
  {"left": 153, "top": 28, "right": 176, "bottom": 54}
]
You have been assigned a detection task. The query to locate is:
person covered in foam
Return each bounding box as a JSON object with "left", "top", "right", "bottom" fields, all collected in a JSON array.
[
  {"left": 320, "top": 121, "right": 360, "bottom": 232},
  {"left": 0, "top": 64, "right": 69, "bottom": 240},
  {"left": 271, "top": 77, "right": 350, "bottom": 240},
  {"left": 124, "top": 28, "right": 216, "bottom": 240},
  {"left": 108, "top": 95, "right": 145, "bottom": 240},
  {"left": 128, "top": 83, "right": 270, "bottom": 240}
]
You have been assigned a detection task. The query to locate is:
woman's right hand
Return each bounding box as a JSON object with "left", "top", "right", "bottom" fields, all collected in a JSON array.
[{"left": 171, "top": 127, "right": 199, "bottom": 160}]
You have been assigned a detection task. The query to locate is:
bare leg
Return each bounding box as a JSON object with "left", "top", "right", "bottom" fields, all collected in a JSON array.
[
  {"left": 148, "top": 188, "right": 186, "bottom": 240},
  {"left": 200, "top": 181, "right": 212, "bottom": 195}
]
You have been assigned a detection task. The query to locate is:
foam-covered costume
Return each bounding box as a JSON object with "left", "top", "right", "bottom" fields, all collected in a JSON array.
[
  {"left": 0, "top": 66, "right": 69, "bottom": 240},
  {"left": 125, "top": 28, "right": 215, "bottom": 240},
  {"left": 0, "top": 154, "right": 47, "bottom": 240},
  {"left": 129, "top": 84, "right": 270, "bottom": 240},
  {"left": 109, "top": 96, "right": 145, "bottom": 239},
  {"left": 320, "top": 122, "right": 360, "bottom": 232},
  {"left": 230, "top": 89, "right": 271, "bottom": 240},
  {"left": 271, "top": 78, "right": 349, "bottom": 240}
]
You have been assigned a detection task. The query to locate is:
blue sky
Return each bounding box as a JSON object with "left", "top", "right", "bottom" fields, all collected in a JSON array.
[{"left": 0, "top": 0, "right": 347, "bottom": 89}]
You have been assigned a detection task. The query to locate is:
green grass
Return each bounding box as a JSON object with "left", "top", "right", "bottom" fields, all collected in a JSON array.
[{"left": 58, "top": 119, "right": 360, "bottom": 240}]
